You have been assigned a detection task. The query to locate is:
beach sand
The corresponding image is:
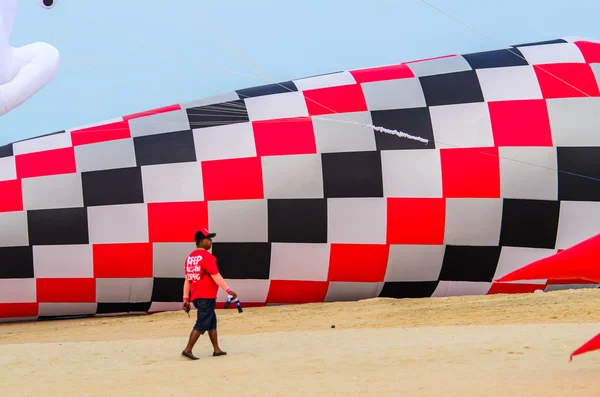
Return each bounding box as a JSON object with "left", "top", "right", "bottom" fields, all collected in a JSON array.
[{"left": 1, "top": 288, "right": 599, "bottom": 397}]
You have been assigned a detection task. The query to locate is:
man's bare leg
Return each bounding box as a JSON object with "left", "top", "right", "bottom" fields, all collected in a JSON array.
[
  {"left": 182, "top": 329, "right": 202, "bottom": 360},
  {"left": 208, "top": 328, "right": 226, "bottom": 356}
]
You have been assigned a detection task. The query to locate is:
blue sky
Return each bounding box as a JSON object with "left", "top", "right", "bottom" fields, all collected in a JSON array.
[{"left": 1, "top": 0, "right": 599, "bottom": 145}]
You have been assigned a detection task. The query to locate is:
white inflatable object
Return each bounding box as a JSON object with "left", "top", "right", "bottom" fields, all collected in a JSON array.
[{"left": 0, "top": 0, "right": 59, "bottom": 117}]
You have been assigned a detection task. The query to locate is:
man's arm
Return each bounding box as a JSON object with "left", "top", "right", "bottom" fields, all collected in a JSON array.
[
  {"left": 210, "top": 272, "right": 231, "bottom": 293},
  {"left": 183, "top": 277, "right": 191, "bottom": 300}
]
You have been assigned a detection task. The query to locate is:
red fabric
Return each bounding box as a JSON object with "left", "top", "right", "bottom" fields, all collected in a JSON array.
[
  {"left": 201, "top": 157, "right": 264, "bottom": 201},
  {"left": 123, "top": 104, "right": 181, "bottom": 120},
  {"left": 303, "top": 84, "right": 368, "bottom": 116},
  {"left": 487, "top": 282, "right": 546, "bottom": 295},
  {"left": 570, "top": 332, "right": 600, "bottom": 361},
  {"left": 349, "top": 63, "right": 414, "bottom": 83},
  {"left": 0, "top": 179, "right": 23, "bottom": 212},
  {"left": 185, "top": 249, "right": 220, "bottom": 300},
  {"left": 15, "top": 147, "right": 76, "bottom": 179},
  {"left": 71, "top": 121, "right": 131, "bottom": 146},
  {"left": 574, "top": 41, "right": 600, "bottom": 63},
  {"left": 534, "top": 63, "right": 600, "bottom": 98},
  {"left": 36, "top": 278, "right": 96, "bottom": 303},
  {"left": 328, "top": 244, "right": 390, "bottom": 282},
  {"left": 0, "top": 303, "right": 38, "bottom": 319},
  {"left": 252, "top": 117, "right": 317, "bottom": 156},
  {"left": 148, "top": 201, "right": 208, "bottom": 242},
  {"left": 489, "top": 99, "right": 553, "bottom": 146},
  {"left": 266, "top": 280, "right": 329, "bottom": 304},
  {"left": 496, "top": 233, "right": 600, "bottom": 283},
  {"left": 387, "top": 198, "right": 446, "bottom": 244},
  {"left": 440, "top": 147, "right": 500, "bottom": 198},
  {"left": 93, "top": 243, "right": 153, "bottom": 278}
]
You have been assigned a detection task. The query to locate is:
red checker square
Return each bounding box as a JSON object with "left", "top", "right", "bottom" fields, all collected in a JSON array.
[
  {"left": 71, "top": 120, "right": 131, "bottom": 146},
  {"left": 148, "top": 201, "right": 208, "bottom": 243},
  {"left": 487, "top": 283, "right": 546, "bottom": 295},
  {"left": 534, "top": 63, "right": 600, "bottom": 98},
  {"left": 201, "top": 157, "right": 264, "bottom": 201},
  {"left": 441, "top": 147, "right": 500, "bottom": 198},
  {"left": 349, "top": 63, "right": 414, "bottom": 83},
  {"left": 303, "top": 84, "right": 368, "bottom": 116},
  {"left": 93, "top": 243, "right": 153, "bottom": 278},
  {"left": 573, "top": 41, "right": 600, "bottom": 64},
  {"left": 252, "top": 117, "right": 317, "bottom": 157},
  {"left": 0, "top": 303, "right": 38, "bottom": 319},
  {"left": 546, "top": 278, "right": 597, "bottom": 285},
  {"left": 489, "top": 99, "right": 553, "bottom": 146},
  {"left": 266, "top": 280, "right": 329, "bottom": 304},
  {"left": 36, "top": 278, "right": 96, "bottom": 303},
  {"left": 15, "top": 147, "right": 76, "bottom": 179},
  {"left": 387, "top": 198, "right": 446, "bottom": 245},
  {"left": 0, "top": 179, "right": 23, "bottom": 212},
  {"left": 123, "top": 104, "right": 181, "bottom": 120},
  {"left": 327, "top": 244, "right": 389, "bottom": 282}
]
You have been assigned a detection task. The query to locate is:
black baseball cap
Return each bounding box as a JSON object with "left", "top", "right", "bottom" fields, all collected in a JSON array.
[{"left": 195, "top": 228, "right": 216, "bottom": 243}]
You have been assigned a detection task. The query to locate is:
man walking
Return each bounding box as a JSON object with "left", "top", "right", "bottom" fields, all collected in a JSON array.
[{"left": 181, "top": 228, "right": 237, "bottom": 360}]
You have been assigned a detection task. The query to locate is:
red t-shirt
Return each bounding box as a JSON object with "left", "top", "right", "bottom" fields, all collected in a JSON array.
[{"left": 184, "top": 249, "right": 220, "bottom": 300}]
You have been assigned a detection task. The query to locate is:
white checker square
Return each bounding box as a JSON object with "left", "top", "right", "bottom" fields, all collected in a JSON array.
[
  {"left": 432, "top": 280, "right": 492, "bottom": 297},
  {"left": 33, "top": 245, "right": 93, "bottom": 278},
  {"left": 262, "top": 154, "right": 324, "bottom": 199},
  {"left": 153, "top": 242, "right": 194, "bottom": 278},
  {"left": 430, "top": 102, "right": 494, "bottom": 149},
  {"left": 312, "top": 112, "right": 376, "bottom": 153},
  {"left": 38, "top": 303, "right": 97, "bottom": 317},
  {"left": 269, "top": 243, "right": 330, "bottom": 281},
  {"left": 0, "top": 279, "right": 36, "bottom": 303},
  {"left": 208, "top": 199, "right": 268, "bottom": 242},
  {"left": 88, "top": 203, "right": 149, "bottom": 244},
  {"left": 547, "top": 97, "right": 600, "bottom": 146},
  {"left": 325, "top": 282, "right": 384, "bottom": 302},
  {"left": 96, "top": 278, "right": 153, "bottom": 302},
  {"left": 327, "top": 198, "right": 386, "bottom": 244},
  {"left": 493, "top": 246, "right": 556, "bottom": 284},
  {"left": 193, "top": 122, "right": 257, "bottom": 162},
  {"left": 22, "top": 173, "right": 84, "bottom": 210},
  {"left": 0, "top": 211, "right": 28, "bottom": 247},
  {"left": 128, "top": 109, "right": 190, "bottom": 138},
  {"left": 381, "top": 149, "right": 442, "bottom": 198},
  {"left": 476, "top": 65, "right": 543, "bottom": 101},
  {"left": 181, "top": 92, "right": 241, "bottom": 109},
  {"left": 499, "top": 146, "right": 558, "bottom": 200},
  {"left": 74, "top": 138, "right": 137, "bottom": 172},
  {"left": 245, "top": 91, "right": 309, "bottom": 121},
  {"left": 517, "top": 42, "right": 586, "bottom": 65},
  {"left": 444, "top": 198, "right": 503, "bottom": 246},
  {"left": 217, "top": 279, "right": 270, "bottom": 303},
  {"left": 385, "top": 245, "right": 445, "bottom": 282},
  {"left": 0, "top": 156, "right": 16, "bottom": 181},
  {"left": 361, "top": 77, "right": 426, "bottom": 111},
  {"left": 406, "top": 55, "right": 472, "bottom": 77},
  {"left": 556, "top": 201, "right": 600, "bottom": 250},
  {"left": 293, "top": 71, "right": 357, "bottom": 91},
  {"left": 141, "top": 161, "right": 204, "bottom": 203},
  {"left": 13, "top": 132, "right": 71, "bottom": 155}
]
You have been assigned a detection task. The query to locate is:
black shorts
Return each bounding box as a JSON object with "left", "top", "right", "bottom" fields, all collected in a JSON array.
[{"left": 192, "top": 298, "right": 217, "bottom": 334}]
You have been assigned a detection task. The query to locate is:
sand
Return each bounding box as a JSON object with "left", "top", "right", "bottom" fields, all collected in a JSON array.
[{"left": 1, "top": 288, "right": 599, "bottom": 396}]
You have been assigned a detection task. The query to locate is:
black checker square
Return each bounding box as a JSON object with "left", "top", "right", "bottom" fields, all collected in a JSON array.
[
  {"left": 419, "top": 70, "right": 485, "bottom": 107},
  {"left": 378, "top": 281, "right": 439, "bottom": 299},
  {"left": 82, "top": 166, "right": 144, "bottom": 207},
  {"left": 236, "top": 81, "right": 298, "bottom": 98},
  {"left": 499, "top": 199, "right": 560, "bottom": 249},
  {"left": 151, "top": 277, "right": 184, "bottom": 302},
  {"left": 0, "top": 143, "right": 13, "bottom": 158},
  {"left": 134, "top": 129, "right": 196, "bottom": 167},
  {"left": 321, "top": 151, "right": 384, "bottom": 198},
  {"left": 267, "top": 199, "right": 328, "bottom": 243},
  {"left": 27, "top": 207, "right": 89, "bottom": 246},
  {"left": 462, "top": 48, "right": 529, "bottom": 69},
  {"left": 439, "top": 245, "right": 501, "bottom": 282},
  {"left": 96, "top": 302, "right": 152, "bottom": 314},
  {"left": 557, "top": 147, "right": 600, "bottom": 202},
  {"left": 210, "top": 243, "right": 271, "bottom": 280},
  {"left": 186, "top": 99, "right": 249, "bottom": 129},
  {"left": 512, "top": 39, "right": 566, "bottom": 47},
  {"left": 0, "top": 246, "right": 34, "bottom": 279},
  {"left": 370, "top": 108, "right": 435, "bottom": 150}
]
